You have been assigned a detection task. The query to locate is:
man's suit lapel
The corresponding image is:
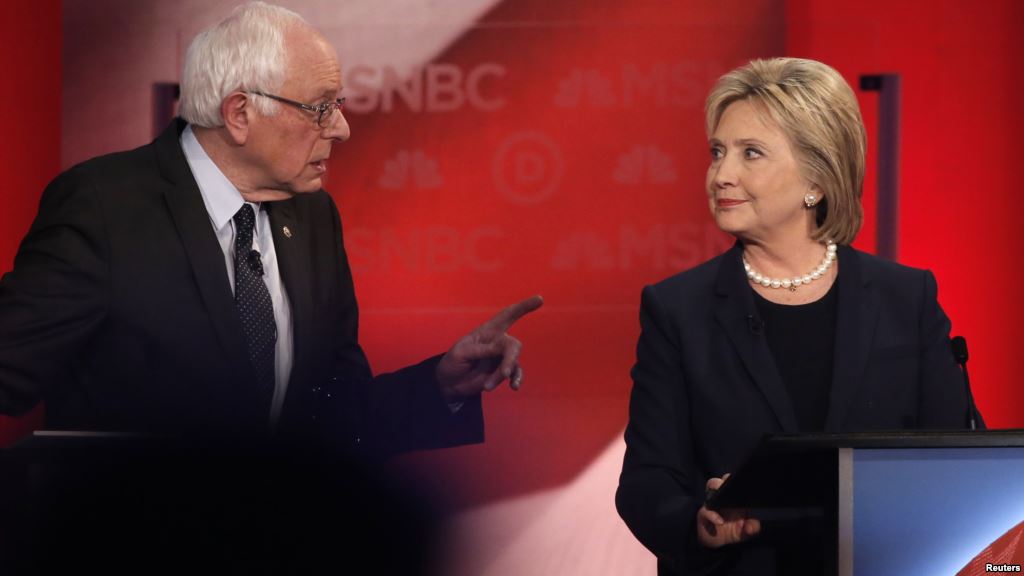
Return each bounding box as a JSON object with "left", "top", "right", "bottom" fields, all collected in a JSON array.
[
  {"left": 154, "top": 119, "right": 255, "bottom": 379},
  {"left": 824, "top": 246, "right": 879, "bottom": 431},
  {"left": 266, "top": 200, "right": 311, "bottom": 392},
  {"left": 713, "top": 242, "right": 800, "bottom": 433}
]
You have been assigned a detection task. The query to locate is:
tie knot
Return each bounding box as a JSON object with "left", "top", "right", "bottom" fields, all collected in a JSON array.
[
  {"left": 233, "top": 203, "right": 256, "bottom": 230},
  {"left": 233, "top": 204, "right": 256, "bottom": 247}
]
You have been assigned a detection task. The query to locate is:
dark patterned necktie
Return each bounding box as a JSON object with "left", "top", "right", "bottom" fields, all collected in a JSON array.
[{"left": 233, "top": 204, "right": 277, "bottom": 404}]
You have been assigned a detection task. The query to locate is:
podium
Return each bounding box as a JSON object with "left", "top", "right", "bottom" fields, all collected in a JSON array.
[
  {"left": 0, "top": 431, "right": 440, "bottom": 575},
  {"left": 708, "top": 430, "right": 1024, "bottom": 576}
]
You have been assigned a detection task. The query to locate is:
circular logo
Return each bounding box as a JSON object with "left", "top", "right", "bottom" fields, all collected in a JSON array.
[{"left": 492, "top": 132, "right": 564, "bottom": 205}]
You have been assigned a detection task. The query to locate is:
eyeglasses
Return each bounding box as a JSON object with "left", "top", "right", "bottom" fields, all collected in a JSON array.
[{"left": 248, "top": 91, "right": 346, "bottom": 128}]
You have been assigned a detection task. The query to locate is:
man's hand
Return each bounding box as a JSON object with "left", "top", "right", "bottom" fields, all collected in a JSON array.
[
  {"left": 436, "top": 295, "right": 544, "bottom": 401},
  {"left": 696, "top": 474, "right": 761, "bottom": 548}
]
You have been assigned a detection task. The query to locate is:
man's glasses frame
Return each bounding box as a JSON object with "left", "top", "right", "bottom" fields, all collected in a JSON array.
[{"left": 248, "top": 91, "right": 346, "bottom": 128}]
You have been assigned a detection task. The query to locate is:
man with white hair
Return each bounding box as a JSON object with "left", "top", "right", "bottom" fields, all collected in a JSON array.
[{"left": 0, "top": 2, "right": 540, "bottom": 455}]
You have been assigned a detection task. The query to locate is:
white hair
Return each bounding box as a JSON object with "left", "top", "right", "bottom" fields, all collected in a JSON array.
[{"left": 179, "top": 2, "right": 307, "bottom": 127}]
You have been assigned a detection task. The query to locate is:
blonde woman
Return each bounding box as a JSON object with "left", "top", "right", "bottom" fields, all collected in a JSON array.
[{"left": 616, "top": 58, "right": 975, "bottom": 575}]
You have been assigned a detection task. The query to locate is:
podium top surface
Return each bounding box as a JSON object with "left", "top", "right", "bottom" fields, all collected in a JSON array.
[
  {"left": 707, "top": 430, "right": 1024, "bottom": 510},
  {"left": 758, "top": 429, "right": 1024, "bottom": 451}
]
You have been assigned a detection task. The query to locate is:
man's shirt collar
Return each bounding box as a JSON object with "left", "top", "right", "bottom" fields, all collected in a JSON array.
[{"left": 180, "top": 124, "right": 255, "bottom": 230}]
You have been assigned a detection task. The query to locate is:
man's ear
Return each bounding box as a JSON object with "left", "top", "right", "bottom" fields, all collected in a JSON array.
[{"left": 221, "top": 92, "right": 251, "bottom": 145}]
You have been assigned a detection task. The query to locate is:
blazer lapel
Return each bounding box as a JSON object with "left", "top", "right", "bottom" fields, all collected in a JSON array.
[
  {"left": 154, "top": 119, "right": 254, "bottom": 378},
  {"left": 824, "top": 246, "right": 879, "bottom": 431},
  {"left": 713, "top": 242, "right": 800, "bottom": 433},
  {"left": 266, "top": 199, "right": 311, "bottom": 392}
]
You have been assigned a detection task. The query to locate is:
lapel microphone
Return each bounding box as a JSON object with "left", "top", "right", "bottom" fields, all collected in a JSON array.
[
  {"left": 246, "top": 249, "right": 265, "bottom": 276},
  {"left": 950, "top": 335, "right": 978, "bottom": 430}
]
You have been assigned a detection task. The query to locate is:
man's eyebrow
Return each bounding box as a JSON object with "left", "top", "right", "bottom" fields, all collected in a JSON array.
[{"left": 319, "top": 86, "right": 343, "bottom": 99}]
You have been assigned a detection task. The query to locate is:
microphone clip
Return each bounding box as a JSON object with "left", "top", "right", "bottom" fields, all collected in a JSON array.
[{"left": 246, "top": 249, "right": 265, "bottom": 276}]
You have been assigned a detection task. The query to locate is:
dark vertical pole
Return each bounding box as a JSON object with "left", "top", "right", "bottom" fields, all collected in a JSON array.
[
  {"left": 859, "top": 74, "right": 901, "bottom": 261},
  {"left": 153, "top": 82, "right": 181, "bottom": 138}
]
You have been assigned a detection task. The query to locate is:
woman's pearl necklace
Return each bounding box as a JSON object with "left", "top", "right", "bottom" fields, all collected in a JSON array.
[{"left": 743, "top": 241, "right": 837, "bottom": 291}]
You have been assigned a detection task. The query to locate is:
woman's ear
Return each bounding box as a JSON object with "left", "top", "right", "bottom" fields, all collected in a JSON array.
[
  {"left": 804, "top": 183, "right": 824, "bottom": 207},
  {"left": 811, "top": 183, "right": 824, "bottom": 202}
]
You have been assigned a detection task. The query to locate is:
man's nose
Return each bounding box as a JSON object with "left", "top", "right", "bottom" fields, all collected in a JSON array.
[{"left": 321, "top": 108, "right": 350, "bottom": 142}]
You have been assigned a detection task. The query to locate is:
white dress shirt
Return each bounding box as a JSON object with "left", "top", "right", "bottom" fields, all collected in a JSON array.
[{"left": 180, "top": 125, "right": 294, "bottom": 427}]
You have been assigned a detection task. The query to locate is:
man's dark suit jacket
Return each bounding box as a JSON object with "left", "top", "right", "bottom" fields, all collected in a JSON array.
[
  {"left": 616, "top": 242, "right": 972, "bottom": 575},
  {"left": 0, "top": 120, "right": 482, "bottom": 456}
]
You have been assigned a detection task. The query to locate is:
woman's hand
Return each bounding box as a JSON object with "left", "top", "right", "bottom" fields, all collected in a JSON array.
[{"left": 696, "top": 474, "right": 761, "bottom": 548}]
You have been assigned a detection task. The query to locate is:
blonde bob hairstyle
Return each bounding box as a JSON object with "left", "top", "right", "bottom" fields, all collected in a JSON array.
[{"left": 705, "top": 58, "right": 867, "bottom": 245}]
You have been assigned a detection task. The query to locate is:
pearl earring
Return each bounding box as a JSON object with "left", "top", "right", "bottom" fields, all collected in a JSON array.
[{"left": 804, "top": 194, "right": 817, "bottom": 208}]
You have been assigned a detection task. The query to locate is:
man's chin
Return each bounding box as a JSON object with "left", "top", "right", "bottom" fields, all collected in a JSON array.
[
  {"left": 276, "top": 179, "right": 325, "bottom": 197},
  {"left": 241, "top": 177, "right": 323, "bottom": 202},
  {"left": 240, "top": 189, "right": 296, "bottom": 203},
  {"left": 291, "top": 176, "right": 324, "bottom": 194}
]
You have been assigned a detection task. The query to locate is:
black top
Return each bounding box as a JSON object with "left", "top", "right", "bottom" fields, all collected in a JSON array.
[{"left": 752, "top": 278, "right": 839, "bottom": 432}]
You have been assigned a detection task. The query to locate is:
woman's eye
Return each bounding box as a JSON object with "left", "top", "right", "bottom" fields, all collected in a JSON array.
[
  {"left": 710, "top": 147, "right": 724, "bottom": 160},
  {"left": 744, "top": 147, "right": 762, "bottom": 159}
]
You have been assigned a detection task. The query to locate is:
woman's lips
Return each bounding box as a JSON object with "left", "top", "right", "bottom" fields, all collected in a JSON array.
[
  {"left": 716, "top": 198, "right": 747, "bottom": 208},
  {"left": 310, "top": 160, "right": 327, "bottom": 173}
]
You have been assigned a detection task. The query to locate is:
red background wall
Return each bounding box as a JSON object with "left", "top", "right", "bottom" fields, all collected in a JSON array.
[
  {"left": 350, "top": 0, "right": 1024, "bottom": 508},
  {"left": 786, "top": 0, "right": 1024, "bottom": 428},
  {"left": 342, "top": 0, "right": 781, "bottom": 506},
  {"left": 1, "top": 0, "right": 1021, "bottom": 472},
  {"left": 0, "top": 0, "right": 60, "bottom": 447}
]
